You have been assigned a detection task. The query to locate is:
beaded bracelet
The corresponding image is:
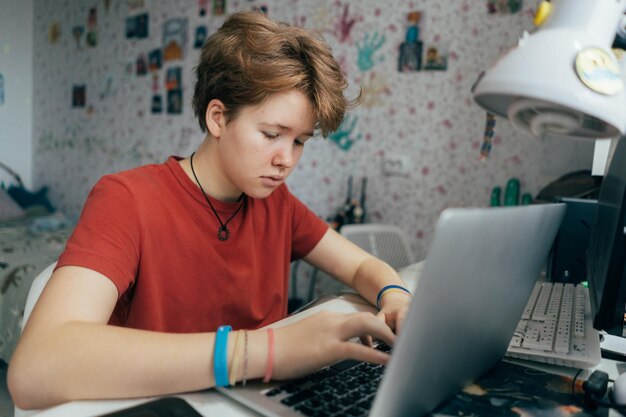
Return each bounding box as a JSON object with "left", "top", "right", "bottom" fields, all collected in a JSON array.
[
  {"left": 242, "top": 330, "right": 249, "bottom": 387},
  {"left": 228, "top": 331, "right": 242, "bottom": 387},
  {"left": 214, "top": 325, "right": 232, "bottom": 387},
  {"left": 376, "top": 285, "right": 411, "bottom": 310}
]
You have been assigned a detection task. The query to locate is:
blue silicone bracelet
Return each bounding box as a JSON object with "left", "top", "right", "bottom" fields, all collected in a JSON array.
[
  {"left": 214, "top": 325, "right": 232, "bottom": 387},
  {"left": 376, "top": 285, "right": 411, "bottom": 310}
]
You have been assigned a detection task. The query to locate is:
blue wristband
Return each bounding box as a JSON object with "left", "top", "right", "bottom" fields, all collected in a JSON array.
[
  {"left": 376, "top": 285, "right": 411, "bottom": 310},
  {"left": 214, "top": 325, "right": 232, "bottom": 387}
]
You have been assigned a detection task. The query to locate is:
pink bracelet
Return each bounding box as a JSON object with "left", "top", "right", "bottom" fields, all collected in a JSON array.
[{"left": 263, "top": 328, "right": 275, "bottom": 383}]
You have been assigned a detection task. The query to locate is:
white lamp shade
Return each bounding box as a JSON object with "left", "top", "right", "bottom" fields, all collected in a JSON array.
[{"left": 472, "top": 0, "right": 626, "bottom": 140}]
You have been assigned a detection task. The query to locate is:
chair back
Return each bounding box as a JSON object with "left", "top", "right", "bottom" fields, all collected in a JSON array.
[
  {"left": 340, "top": 224, "right": 415, "bottom": 270},
  {"left": 21, "top": 261, "right": 57, "bottom": 332}
]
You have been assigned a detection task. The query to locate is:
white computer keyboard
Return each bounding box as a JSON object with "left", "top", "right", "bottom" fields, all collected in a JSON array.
[{"left": 506, "top": 281, "right": 601, "bottom": 368}]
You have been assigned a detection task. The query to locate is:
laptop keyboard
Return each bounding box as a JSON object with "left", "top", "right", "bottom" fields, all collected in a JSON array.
[
  {"left": 263, "top": 343, "right": 390, "bottom": 417},
  {"left": 505, "top": 281, "right": 601, "bottom": 368}
]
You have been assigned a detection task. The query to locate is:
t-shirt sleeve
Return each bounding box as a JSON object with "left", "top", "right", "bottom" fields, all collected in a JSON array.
[
  {"left": 288, "top": 189, "right": 329, "bottom": 260},
  {"left": 56, "top": 174, "right": 142, "bottom": 298}
]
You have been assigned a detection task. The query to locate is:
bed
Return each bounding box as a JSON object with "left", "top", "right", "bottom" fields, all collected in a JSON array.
[{"left": 0, "top": 189, "right": 72, "bottom": 362}]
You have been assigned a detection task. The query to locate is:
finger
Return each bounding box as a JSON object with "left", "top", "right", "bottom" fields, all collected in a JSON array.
[
  {"left": 341, "top": 312, "right": 396, "bottom": 347},
  {"left": 339, "top": 341, "right": 391, "bottom": 365},
  {"left": 359, "top": 334, "right": 373, "bottom": 347}
]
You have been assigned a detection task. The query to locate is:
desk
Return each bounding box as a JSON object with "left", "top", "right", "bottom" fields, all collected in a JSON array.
[{"left": 19, "top": 277, "right": 626, "bottom": 417}]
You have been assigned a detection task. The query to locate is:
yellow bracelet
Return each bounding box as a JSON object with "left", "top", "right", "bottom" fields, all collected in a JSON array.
[{"left": 229, "top": 331, "right": 242, "bottom": 386}]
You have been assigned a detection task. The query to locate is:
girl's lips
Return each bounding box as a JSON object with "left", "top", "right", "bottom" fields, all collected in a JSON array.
[{"left": 261, "top": 176, "right": 284, "bottom": 187}]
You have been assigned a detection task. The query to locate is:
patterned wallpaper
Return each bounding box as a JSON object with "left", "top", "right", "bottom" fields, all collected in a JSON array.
[{"left": 32, "top": 0, "right": 594, "bottom": 262}]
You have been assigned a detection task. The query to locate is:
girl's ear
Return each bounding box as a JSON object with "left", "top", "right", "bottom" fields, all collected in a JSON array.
[{"left": 205, "top": 99, "right": 227, "bottom": 138}]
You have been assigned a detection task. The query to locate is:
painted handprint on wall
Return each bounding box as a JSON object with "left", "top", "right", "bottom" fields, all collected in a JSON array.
[
  {"left": 356, "top": 31, "right": 385, "bottom": 72},
  {"left": 328, "top": 114, "right": 362, "bottom": 151},
  {"left": 329, "top": 3, "right": 360, "bottom": 43}
]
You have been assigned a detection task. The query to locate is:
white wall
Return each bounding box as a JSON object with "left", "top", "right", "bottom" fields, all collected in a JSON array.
[{"left": 0, "top": 0, "right": 33, "bottom": 188}]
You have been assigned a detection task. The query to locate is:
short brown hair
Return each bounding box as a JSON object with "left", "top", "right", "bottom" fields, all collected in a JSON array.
[{"left": 192, "top": 11, "right": 356, "bottom": 137}]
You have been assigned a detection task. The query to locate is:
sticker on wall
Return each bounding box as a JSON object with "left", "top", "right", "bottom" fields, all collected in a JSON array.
[
  {"left": 152, "top": 73, "right": 159, "bottom": 93},
  {"left": 165, "top": 67, "right": 182, "bottom": 115},
  {"left": 194, "top": 26, "right": 207, "bottom": 49},
  {"left": 252, "top": 5, "right": 268, "bottom": 15},
  {"left": 126, "top": 13, "right": 149, "bottom": 39},
  {"left": 48, "top": 22, "right": 61, "bottom": 44},
  {"left": 199, "top": 0, "right": 209, "bottom": 16},
  {"left": 163, "top": 18, "right": 188, "bottom": 61},
  {"left": 0, "top": 73, "right": 4, "bottom": 106},
  {"left": 423, "top": 44, "right": 448, "bottom": 71},
  {"left": 167, "top": 90, "right": 182, "bottom": 114},
  {"left": 165, "top": 67, "right": 182, "bottom": 91},
  {"left": 487, "top": 0, "right": 523, "bottom": 14},
  {"left": 127, "top": 0, "right": 147, "bottom": 12},
  {"left": 72, "top": 85, "right": 86, "bottom": 108},
  {"left": 398, "top": 11, "right": 423, "bottom": 72},
  {"left": 213, "top": 0, "right": 226, "bottom": 16},
  {"left": 86, "top": 7, "right": 98, "bottom": 48},
  {"left": 148, "top": 49, "right": 162, "bottom": 72},
  {"left": 151, "top": 94, "right": 163, "bottom": 114},
  {"left": 72, "top": 26, "right": 85, "bottom": 49},
  {"left": 136, "top": 53, "right": 148, "bottom": 76},
  {"left": 100, "top": 75, "right": 115, "bottom": 99}
]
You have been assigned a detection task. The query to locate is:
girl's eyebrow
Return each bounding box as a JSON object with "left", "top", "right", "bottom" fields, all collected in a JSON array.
[{"left": 264, "top": 123, "right": 315, "bottom": 137}]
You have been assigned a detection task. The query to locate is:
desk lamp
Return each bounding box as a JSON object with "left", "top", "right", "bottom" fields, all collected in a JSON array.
[{"left": 471, "top": 0, "right": 626, "bottom": 141}]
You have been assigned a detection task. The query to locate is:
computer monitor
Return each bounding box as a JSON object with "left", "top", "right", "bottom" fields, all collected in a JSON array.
[
  {"left": 587, "top": 137, "right": 626, "bottom": 336},
  {"left": 549, "top": 197, "right": 597, "bottom": 284}
]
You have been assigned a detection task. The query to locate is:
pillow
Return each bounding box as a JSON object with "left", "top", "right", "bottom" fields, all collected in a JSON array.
[{"left": 0, "top": 188, "right": 26, "bottom": 221}]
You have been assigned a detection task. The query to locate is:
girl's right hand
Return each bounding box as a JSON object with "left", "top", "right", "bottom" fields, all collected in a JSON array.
[{"left": 270, "top": 311, "right": 396, "bottom": 381}]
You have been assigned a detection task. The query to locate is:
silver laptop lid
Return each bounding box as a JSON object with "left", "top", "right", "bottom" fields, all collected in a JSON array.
[{"left": 370, "top": 203, "right": 565, "bottom": 417}]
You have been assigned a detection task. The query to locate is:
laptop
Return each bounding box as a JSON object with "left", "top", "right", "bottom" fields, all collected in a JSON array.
[{"left": 218, "top": 203, "right": 566, "bottom": 417}]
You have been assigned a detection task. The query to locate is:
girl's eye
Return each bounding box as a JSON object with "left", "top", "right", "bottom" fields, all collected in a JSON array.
[
  {"left": 295, "top": 139, "right": 306, "bottom": 147},
  {"left": 263, "top": 132, "right": 279, "bottom": 139}
]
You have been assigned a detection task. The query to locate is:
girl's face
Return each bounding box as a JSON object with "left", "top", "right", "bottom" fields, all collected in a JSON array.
[{"left": 210, "top": 89, "right": 317, "bottom": 200}]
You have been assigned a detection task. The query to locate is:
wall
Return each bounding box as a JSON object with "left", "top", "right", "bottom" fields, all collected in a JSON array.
[
  {"left": 0, "top": 0, "right": 34, "bottom": 188},
  {"left": 32, "top": 0, "right": 593, "bottom": 261}
]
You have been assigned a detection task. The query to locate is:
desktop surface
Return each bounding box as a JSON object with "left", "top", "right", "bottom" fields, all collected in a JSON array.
[{"left": 20, "top": 293, "right": 626, "bottom": 417}]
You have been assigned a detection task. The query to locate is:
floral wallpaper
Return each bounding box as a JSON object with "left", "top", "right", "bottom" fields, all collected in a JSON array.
[{"left": 33, "top": 0, "right": 593, "bottom": 265}]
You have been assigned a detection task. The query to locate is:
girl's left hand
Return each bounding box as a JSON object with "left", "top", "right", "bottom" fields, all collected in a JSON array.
[{"left": 376, "top": 291, "right": 412, "bottom": 334}]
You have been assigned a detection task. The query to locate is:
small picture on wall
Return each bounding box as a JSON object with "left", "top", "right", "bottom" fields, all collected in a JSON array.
[
  {"left": 72, "top": 85, "right": 86, "bottom": 108},
  {"left": 151, "top": 94, "right": 163, "bottom": 114},
  {"left": 213, "top": 0, "right": 226, "bottom": 16},
  {"left": 163, "top": 18, "right": 187, "bottom": 61},
  {"left": 136, "top": 53, "right": 148, "bottom": 76},
  {"left": 148, "top": 48, "right": 162, "bottom": 72},
  {"left": 126, "top": 13, "right": 149, "bottom": 39},
  {"left": 165, "top": 67, "right": 182, "bottom": 91},
  {"left": 423, "top": 44, "right": 448, "bottom": 71},
  {"left": 487, "top": 0, "right": 523, "bottom": 14},
  {"left": 48, "top": 22, "right": 61, "bottom": 44},
  {"left": 194, "top": 26, "right": 207, "bottom": 49},
  {"left": 167, "top": 89, "right": 182, "bottom": 114}
]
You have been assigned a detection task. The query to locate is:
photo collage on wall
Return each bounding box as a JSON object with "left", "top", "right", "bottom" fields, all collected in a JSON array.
[
  {"left": 397, "top": 11, "right": 448, "bottom": 72},
  {"left": 62, "top": 0, "right": 237, "bottom": 116}
]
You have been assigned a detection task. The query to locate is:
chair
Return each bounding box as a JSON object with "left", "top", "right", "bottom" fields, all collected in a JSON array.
[
  {"left": 305, "top": 224, "right": 415, "bottom": 302},
  {"left": 339, "top": 224, "right": 415, "bottom": 270},
  {"left": 21, "top": 261, "right": 56, "bottom": 332}
]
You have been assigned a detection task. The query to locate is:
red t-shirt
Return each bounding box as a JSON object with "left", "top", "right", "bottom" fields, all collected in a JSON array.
[{"left": 56, "top": 156, "right": 328, "bottom": 332}]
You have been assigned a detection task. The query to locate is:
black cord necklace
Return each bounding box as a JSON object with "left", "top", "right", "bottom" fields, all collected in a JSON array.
[{"left": 189, "top": 152, "right": 246, "bottom": 241}]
